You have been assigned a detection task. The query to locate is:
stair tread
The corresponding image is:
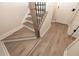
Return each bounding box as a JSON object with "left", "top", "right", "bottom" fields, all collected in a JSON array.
[
  {"left": 28, "top": 13, "right": 32, "bottom": 15},
  {"left": 4, "top": 38, "right": 38, "bottom": 56},
  {"left": 26, "top": 17, "right": 32, "bottom": 22},
  {"left": 23, "top": 22, "right": 34, "bottom": 30},
  {"left": 37, "top": 13, "right": 44, "bottom": 17},
  {"left": 3, "top": 27, "right": 35, "bottom": 40}
]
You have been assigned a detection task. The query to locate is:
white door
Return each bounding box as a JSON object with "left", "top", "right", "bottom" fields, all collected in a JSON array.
[{"left": 54, "top": 2, "right": 79, "bottom": 25}]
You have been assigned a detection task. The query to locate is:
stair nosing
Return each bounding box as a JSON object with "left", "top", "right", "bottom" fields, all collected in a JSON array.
[
  {"left": 23, "top": 25, "right": 34, "bottom": 32},
  {"left": 25, "top": 20, "right": 33, "bottom": 24},
  {"left": 3, "top": 35, "right": 36, "bottom": 40},
  {"left": 3, "top": 36, "right": 37, "bottom": 43}
]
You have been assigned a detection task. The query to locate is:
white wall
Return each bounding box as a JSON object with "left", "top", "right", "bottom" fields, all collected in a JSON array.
[
  {"left": 40, "top": 2, "right": 54, "bottom": 37},
  {"left": 0, "top": 2, "right": 28, "bottom": 36},
  {"left": 53, "top": 2, "right": 79, "bottom": 25}
]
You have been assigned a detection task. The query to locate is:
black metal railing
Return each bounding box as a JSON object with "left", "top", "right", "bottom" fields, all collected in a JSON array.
[
  {"left": 35, "top": 2, "right": 46, "bottom": 29},
  {"left": 29, "top": 2, "right": 47, "bottom": 37}
]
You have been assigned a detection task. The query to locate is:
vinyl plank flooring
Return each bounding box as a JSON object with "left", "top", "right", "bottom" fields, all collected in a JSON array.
[
  {"left": 3, "top": 27, "right": 35, "bottom": 40},
  {"left": 4, "top": 39, "right": 38, "bottom": 56},
  {"left": 4, "top": 22, "right": 75, "bottom": 56},
  {"left": 29, "top": 22, "right": 75, "bottom": 56}
]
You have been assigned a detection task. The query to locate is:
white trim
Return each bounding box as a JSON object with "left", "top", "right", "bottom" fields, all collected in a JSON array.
[
  {"left": 3, "top": 36, "right": 36, "bottom": 43},
  {"left": 0, "top": 25, "right": 24, "bottom": 41},
  {"left": 27, "top": 38, "right": 41, "bottom": 55},
  {"left": 23, "top": 25, "right": 35, "bottom": 32},
  {"left": 63, "top": 36, "right": 79, "bottom": 56},
  {"left": 23, "top": 20, "right": 33, "bottom": 24},
  {"left": 0, "top": 41, "right": 10, "bottom": 56},
  {"left": 64, "top": 49, "right": 68, "bottom": 56},
  {"left": 21, "top": 8, "right": 30, "bottom": 24},
  {"left": 25, "top": 20, "right": 33, "bottom": 24},
  {"left": 40, "top": 24, "right": 51, "bottom": 37},
  {"left": 66, "top": 37, "right": 79, "bottom": 50}
]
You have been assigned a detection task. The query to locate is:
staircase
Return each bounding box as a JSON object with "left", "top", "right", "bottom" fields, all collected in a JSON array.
[{"left": 1, "top": 2, "right": 47, "bottom": 56}]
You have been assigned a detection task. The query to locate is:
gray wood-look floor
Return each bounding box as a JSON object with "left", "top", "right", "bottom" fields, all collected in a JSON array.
[
  {"left": 3, "top": 27, "right": 35, "bottom": 40},
  {"left": 4, "top": 39, "right": 38, "bottom": 56},
  {"left": 29, "top": 22, "right": 75, "bottom": 56},
  {"left": 4, "top": 22, "right": 75, "bottom": 56}
]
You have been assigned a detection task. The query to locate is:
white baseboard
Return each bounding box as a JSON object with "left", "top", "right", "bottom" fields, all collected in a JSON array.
[
  {"left": 3, "top": 36, "right": 36, "bottom": 43},
  {"left": 0, "top": 25, "right": 24, "bottom": 41},
  {"left": 24, "top": 20, "right": 33, "bottom": 24},
  {"left": 0, "top": 41, "right": 10, "bottom": 56},
  {"left": 23, "top": 25, "right": 34, "bottom": 32},
  {"left": 66, "top": 36, "right": 79, "bottom": 50},
  {"left": 63, "top": 36, "right": 79, "bottom": 56},
  {"left": 27, "top": 38, "right": 40, "bottom": 55},
  {"left": 40, "top": 24, "right": 51, "bottom": 37},
  {"left": 64, "top": 49, "right": 68, "bottom": 56}
]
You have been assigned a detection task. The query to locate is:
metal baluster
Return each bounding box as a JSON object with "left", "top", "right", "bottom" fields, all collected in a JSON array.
[
  {"left": 38, "top": 2, "right": 40, "bottom": 28},
  {"left": 41, "top": 2, "right": 42, "bottom": 26},
  {"left": 44, "top": 2, "right": 46, "bottom": 12},
  {"left": 43, "top": 2, "right": 44, "bottom": 15},
  {"left": 40, "top": 2, "right": 41, "bottom": 26},
  {"left": 39, "top": 2, "right": 40, "bottom": 27},
  {"left": 35, "top": 2, "right": 39, "bottom": 28},
  {"left": 35, "top": 2, "right": 46, "bottom": 29},
  {"left": 41, "top": 2, "right": 44, "bottom": 23}
]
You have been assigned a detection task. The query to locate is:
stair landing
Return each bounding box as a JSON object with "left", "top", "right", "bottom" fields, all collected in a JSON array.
[
  {"left": 2, "top": 27, "right": 36, "bottom": 41},
  {"left": 4, "top": 39, "right": 38, "bottom": 56},
  {"left": 2, "top": 26, "right": 38, "bottom": 56}
]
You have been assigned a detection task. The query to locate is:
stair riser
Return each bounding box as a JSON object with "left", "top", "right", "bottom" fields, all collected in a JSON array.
[{"left": 24, "top": 25, "right": 34, "bottom": 32}]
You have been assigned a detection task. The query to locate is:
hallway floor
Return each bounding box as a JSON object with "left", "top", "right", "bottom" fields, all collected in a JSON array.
[
  {"left": 3, "top": 22, "right": 75, "bottom": 56},
  {"left": 29, "top": 22, "right": 75, "bottom": 56}
]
